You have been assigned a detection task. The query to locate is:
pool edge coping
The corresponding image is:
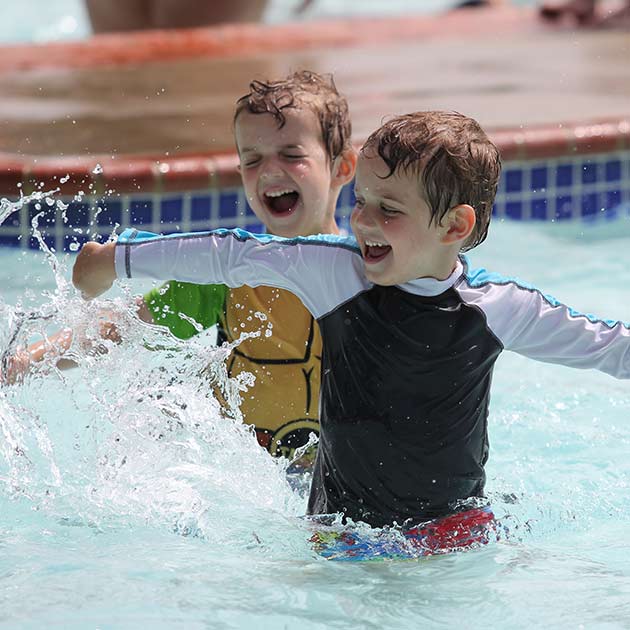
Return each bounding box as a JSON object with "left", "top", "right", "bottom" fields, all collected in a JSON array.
[
  {"left": 1, "top": 5, "right": 628, "bottom": 196},
  {"left": 1, "top": 116, "right": 629, "bottom": 196}
]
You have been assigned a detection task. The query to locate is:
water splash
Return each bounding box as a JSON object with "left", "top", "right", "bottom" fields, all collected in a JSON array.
[
  {"left": 1, "top": 188, "right": 57, "bottom": 225},
  {"left": 0, "top": 191, "right": 306, "bottom": 552}
]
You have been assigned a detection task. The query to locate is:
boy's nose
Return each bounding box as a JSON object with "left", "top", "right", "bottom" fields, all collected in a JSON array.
[
  {"left": 259, "top": 157, "right": 285, "bottom": 178},
  {"left": 352, "top": 205, "right": 375, "bottom": 228}
]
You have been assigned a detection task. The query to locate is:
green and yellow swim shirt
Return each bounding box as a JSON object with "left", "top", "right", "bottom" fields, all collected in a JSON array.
[{"left": 143, "top": 281, "right": 321, "bottom": 461}]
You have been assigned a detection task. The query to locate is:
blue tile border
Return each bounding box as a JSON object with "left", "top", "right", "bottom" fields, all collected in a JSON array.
[
  {"left": 1, "top": 150, "right": 629, "bottom": 251},
  {"left": 160, "top": 197, "right": 183, "bottom": 224},
  {"left": 96, "top": 200, "right": 123, "bottom": 226},
  {"left": 0, "top": 234, "right": 21, "bottom": 247}
]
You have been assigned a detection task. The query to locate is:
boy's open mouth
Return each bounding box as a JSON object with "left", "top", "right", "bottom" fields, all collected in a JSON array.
[
  {"left": 364, "top": 239, "right": 392, "bottom": 262},
  {"left": 264, "top": 189, "right": 300, "bottom": 216}
]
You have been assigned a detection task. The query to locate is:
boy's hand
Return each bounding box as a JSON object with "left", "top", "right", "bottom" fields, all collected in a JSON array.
[
  {"left": 0, "top": 349, "right": 33, "bottom": 385},
  {"left": 72, "top": 241, "right": 117, "bottom": 299}
]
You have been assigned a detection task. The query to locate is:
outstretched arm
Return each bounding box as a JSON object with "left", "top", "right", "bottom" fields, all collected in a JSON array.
[
  {"left": 460, "top": 268, "right": 630, "bottom": 379},
  {"left": 1, "top": 296, "right": 154, "bottom": 384},
  {"left": 73, "top": 228, "right": 368, "bottom": 320},
  {"left": 1, "top": 329, "right": 74, "bottom": 385}
]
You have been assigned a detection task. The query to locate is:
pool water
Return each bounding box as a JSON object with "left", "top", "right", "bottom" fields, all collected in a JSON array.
[{"left": 1, "top": 206, "right": 630, "bottom": 628}]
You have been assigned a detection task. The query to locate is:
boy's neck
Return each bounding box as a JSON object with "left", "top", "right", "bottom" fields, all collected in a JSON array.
[
  {"left": 322, "top": 198, "right": 342, "bottom": 235},
  {"left": 265, "top": 217, "right": 340, "bottom": 238},
  {"left": 431, "top": 255, "right": 460, "bottom": 282},
  {"left": 323, "top": 218, "right": 341, "bottom": 236}
]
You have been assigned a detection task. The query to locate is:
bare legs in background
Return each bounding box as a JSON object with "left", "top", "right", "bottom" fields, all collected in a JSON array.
[
  {"left": 539, "top": 0, "right": 630, "bottom": 26},
  {"left": 85, "top": 0, "right": 270, "bottom": 33}
]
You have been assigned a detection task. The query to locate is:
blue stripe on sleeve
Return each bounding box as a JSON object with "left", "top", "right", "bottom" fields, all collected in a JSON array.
[
  {"left": 460, "top": 254, "right": 628, "bottom": 329},
  {"left": 117, "top": 227, "right": 360, "bottom": 253}
]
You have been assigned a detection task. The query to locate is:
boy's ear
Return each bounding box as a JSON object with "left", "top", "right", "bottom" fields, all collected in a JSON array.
[
  {"left": 441, "top": 204, "right": 476, "bottom": 245},
  {"left": 332, "top": 148, "right": 358, "bottom": 186}
]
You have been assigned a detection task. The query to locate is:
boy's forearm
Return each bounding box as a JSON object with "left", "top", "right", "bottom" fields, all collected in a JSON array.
[
  {"left": 135, "top": 296, "right": 155, "bottom": 325},
  {"left": 4, "top": 299, "right": 150, "bottom": 384},
  {"left": 1, "top": 328, "right": 75, "bottom": 384},
  {"left": 31, "top": 329, "right": 79, "bottom": 371},
  {"left": 29, "top": 328, "right": 74, "bottom": 362},
  {"left": 113, "top": 229, "right": 249, "bottom": 287},
  {"left": 73, "top": 232, "right": 235, "bottom": 297},
  {"left": 0, "top": 328, "right": 76, "bottom": 384}
]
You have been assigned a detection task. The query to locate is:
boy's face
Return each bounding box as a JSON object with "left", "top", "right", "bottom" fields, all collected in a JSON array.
[
  {"left": 350, "top": 153, "right": 453, "bottom": 286},
  {"left": 235, "top": 108, "right": 339, "bottom": 237}
]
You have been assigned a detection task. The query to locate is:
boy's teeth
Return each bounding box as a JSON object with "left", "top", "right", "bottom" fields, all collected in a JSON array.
[
  {"left": 365, "top": 239, "right": 388, "bottom": 247},
  {"left": 266, "top": 189, "right": 296, "bottom": 198},
  {"left": 264, "top": 189, "right": 300, "bottom": 215}
]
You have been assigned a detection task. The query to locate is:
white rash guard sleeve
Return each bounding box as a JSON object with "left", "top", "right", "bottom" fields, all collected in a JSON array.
[
  {"left": 113, "top": 228, "right": 370, "bottom": 320},
  {"left": 458, "top": 264, "right": 630, "bottom": 379}
]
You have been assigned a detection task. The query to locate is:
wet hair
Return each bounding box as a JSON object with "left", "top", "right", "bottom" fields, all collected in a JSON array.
[
  {"left": 360, "top": 111, "right": 501, "bottom": 250},
  {"left": 234, "top": 70, "right": 352, "bottom": 163}
]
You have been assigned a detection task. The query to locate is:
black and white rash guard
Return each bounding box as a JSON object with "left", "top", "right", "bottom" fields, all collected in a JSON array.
[{"left": 115, "top": 228, "right": 630, "bottom": 527}]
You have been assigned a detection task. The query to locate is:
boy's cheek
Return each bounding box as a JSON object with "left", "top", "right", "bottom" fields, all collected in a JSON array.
[
  {"left": 292, "top": 163, "right": 311, "bottom": 178},
  {"left": 241, "top": 181, "right": 258, "bottom": 204},
  {"left": 247, "top": 196, "right": 262, "bottom": 214},
  {"left": 240, "top": 172, "right": 256, "bottom": 190}
]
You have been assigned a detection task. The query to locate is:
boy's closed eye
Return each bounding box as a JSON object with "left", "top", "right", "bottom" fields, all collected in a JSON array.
[
  {"left": 282, "top": 152, "right": 307, "bottom": 160},
  {"left": 380, "top": 204, "right": 401, "bottom": 216},
  {"left": 239, "top": 150, "right": 307, "bottom": 168},
  {"left": 280, "top": 144, "right": 308, "bottom": 160},
  {"left": 240, "top": 155, "right": 261, "bottom": 168},
  {"left": 353, "top": 197, "right": 402, "bottom": 217}
]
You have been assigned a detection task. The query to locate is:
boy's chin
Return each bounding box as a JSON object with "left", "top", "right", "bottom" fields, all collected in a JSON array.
[
  {"left": 261, "top": 208, "right": 302, "bottom": 233},
  {"left": 266, "top": 215, "right": 327, "bottom": 239},
  {"left": 254, "top": 214, "right": 295, "bottom": 237},
  {"left": 363, "top": 267, "right": 399, "bottom": 287},
  {"left": 266, "top": 220, "right": 306, "bottom": 238}
]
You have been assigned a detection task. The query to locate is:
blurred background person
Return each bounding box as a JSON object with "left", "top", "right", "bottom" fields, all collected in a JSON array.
[
  {"left": 85, "top": 0, "right": 313, "bottom": 33},
  {"left": 539, "top": 0, "right": 630, "bottom": 26}
]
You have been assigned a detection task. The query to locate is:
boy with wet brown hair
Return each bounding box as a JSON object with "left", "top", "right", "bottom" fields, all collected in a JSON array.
[
  {"left": 74, "top": 109, "right": 630, "bottom": 551},
  {"left": 7, "top": 70, "right": 356, "bottom": 467},
  {"left": 142, "top": 70, "right": 355, "bottom": 462}
]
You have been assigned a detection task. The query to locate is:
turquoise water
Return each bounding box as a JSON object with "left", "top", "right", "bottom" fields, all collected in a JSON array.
[
  {"left": 1, "top": 199, "right": 630, "bottom": 628},
  {"left": 1, "top": 0, "right": 536, "bottom": 44}
]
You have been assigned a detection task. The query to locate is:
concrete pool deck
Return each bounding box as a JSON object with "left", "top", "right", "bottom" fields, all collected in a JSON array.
[{"left": 0, "top": 4, "right": 628, "bottom": 194}]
